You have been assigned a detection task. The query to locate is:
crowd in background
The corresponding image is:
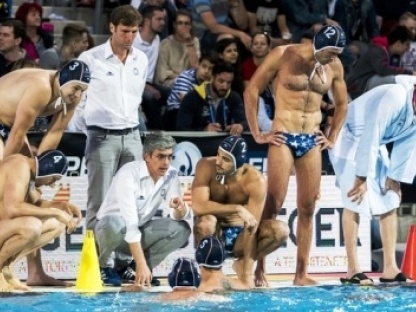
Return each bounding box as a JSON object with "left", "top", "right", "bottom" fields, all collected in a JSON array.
[{"left": 1, "top": 0, "right": 416, "bottom": 133}]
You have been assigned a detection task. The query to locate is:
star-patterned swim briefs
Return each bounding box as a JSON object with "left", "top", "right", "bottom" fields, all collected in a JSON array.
[
  {"left": 222, "top": 226, "right": 244, "bottom": 258},
  {"left": 277, "top": 131, "right": 317, "bottom": 158}
]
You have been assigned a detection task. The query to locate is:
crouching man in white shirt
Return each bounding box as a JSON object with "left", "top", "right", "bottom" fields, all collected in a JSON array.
[{"left": 95, "top": 132, "right": 191, "bottom": 287}]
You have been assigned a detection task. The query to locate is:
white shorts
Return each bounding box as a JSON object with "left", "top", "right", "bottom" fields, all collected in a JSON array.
[{"left": 328, "top": 127, "right": 400, "bottom": 217}]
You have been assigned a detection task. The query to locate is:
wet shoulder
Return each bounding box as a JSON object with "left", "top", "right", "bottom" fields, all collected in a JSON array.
[
  {"left": 243, "top": 164, "right": 266, "bottom": 184},
  {"left": 197, "top": 156, "right": 216, "bottom": 168},
  {"left": 8, "top": 69, "right": 54, "bottom": 93},
  {"left": 195, "top": 157, "right": 218, "bottom": 178}
]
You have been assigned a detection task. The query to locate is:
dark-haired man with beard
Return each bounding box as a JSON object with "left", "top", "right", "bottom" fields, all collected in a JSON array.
[
  {"left": 176, "top": 62, "right": 247, "bottom": 135},
  {"left": 191, "top": 136, "right": 289, "bottom": 288}
]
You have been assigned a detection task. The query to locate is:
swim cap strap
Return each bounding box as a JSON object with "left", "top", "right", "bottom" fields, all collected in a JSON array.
[{"left": 309, "top": 61, "right": 327, "bottom": 83}]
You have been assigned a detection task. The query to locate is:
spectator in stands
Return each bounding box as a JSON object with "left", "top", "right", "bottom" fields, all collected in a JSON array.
[
  {"left": 400, "top": 12, "right": 416, "bottom": 71},
  {"left": 154, "top": 9, "right": 200, "bottom": 88},
  {"left": 0, "top": 19, "right": 27, "bottom": 77},
  {"left": 189, "top": 0, "right": 251, "bottom": 51},
  {"left": 14, "top": 1, "right": 54, "bottom": 62},
  {"left": 0, "top": 0, "right": 10, "bottom": 21},
  {"left": 76, "top": 5, "right": 147, "bottom": 230},
  {"left": 244, "top": 0, "right": 292, "bottom": 47},
  {"left": 373, "top": 0, "right": 416, "bottom": 36},
  {"left": 240, "top": 32, "right": 274, "bottom": 132},
  {"left": 346, "top": 25, "right": 414, "bottom": 99},
  {"left": 165, "top": 50, "right": 217, "bottom": 130},
  {"left": 216, "top": 37, "right": 244, "bottom": 95},
  {"left": 175, "top": 0, "right": 187, "bottom": 10},
  {"left": 10, "top": 57, "right": 37, "bottom": 71},
  {"left": 39, "top": 24, "right": 89, "bottom": 70},
  {"left": 283, "top": 0, "right": 340, "bottom": 43},
  {"left": 333, "top": 0, "right": 379, "bottom": 45},
  {"left": 94, "top": 132, "right": 191, "bottom": 287},
  {"left": 139, "top": 0, "right": 177, "bottom": 40},
  {"left": 176, "top": 61, "right": 247, "bottom": 133},
  {"left": 241, "top": 32, "right": 271, "bottom": 87},
  {"left": 332, "top": 0, "right": 380, "bottom": 75},
  {"left": 134, "top": 5, "right": 170, "bottom": 130}
]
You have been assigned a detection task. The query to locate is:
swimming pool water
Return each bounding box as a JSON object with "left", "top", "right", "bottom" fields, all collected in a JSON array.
[{"left": 0, "top": 285, "right": 415, "bottom": 312}]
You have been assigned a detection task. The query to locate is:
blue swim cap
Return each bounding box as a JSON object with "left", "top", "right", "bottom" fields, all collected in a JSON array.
[
  {"left": 59, "top": 60, "right": 90, "bottom": 89},
  {"left": 168, "top": 257, "right": 201, "bottom": 289},
  {"left": 195, "top": 236, "right": 225, "bottom": 268},
  {"left": 313, "top": 25, "right": 346, "bottom": 53},
  {"left": 219, "top": 136, "right": 247, "bottom": 170},
  {"left": 35, "top": 150, "right": 69, "bottom": 179}
]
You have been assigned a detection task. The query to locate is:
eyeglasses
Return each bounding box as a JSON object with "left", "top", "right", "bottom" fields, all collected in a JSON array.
[
  {"left": 176, "top": 21, "right": 191, "bottom": 26},
  {"left": 153, "top": 153, "right": 174, "bottom": 161}
]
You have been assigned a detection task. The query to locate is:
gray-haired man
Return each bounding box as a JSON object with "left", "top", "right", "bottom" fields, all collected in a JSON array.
[{"left": 94, "top": 132, "right": 191, "bottom": 287}]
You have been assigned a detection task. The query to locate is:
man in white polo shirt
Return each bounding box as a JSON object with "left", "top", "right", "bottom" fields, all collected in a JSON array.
[
  {"left": 76, "top": 5, "right": 148, "bottom": 232},
  {"left": 95, "top": 132, "right": 191, "bottom": 287}
]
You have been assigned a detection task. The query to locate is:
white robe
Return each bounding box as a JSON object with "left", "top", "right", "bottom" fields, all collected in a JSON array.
[{"left": 329, "top": 76, "right": 416, "bottom": 216}]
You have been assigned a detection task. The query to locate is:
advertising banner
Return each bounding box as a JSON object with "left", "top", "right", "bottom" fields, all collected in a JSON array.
[{"left": 14, "top": 175, "right": 371, "bottom": 280}]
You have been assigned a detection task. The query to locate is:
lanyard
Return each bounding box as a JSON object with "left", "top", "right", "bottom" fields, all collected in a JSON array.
[{"left": 206, "top": 84, "right": 228, "bottom": 127}]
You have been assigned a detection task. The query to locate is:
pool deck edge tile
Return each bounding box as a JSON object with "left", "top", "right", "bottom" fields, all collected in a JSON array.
[{"left": 23, "top": 273, "right": 383, "bottom": 293}]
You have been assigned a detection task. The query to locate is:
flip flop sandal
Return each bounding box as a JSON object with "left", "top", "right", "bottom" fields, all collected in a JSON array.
[
  {"left": 379, "top": 272, "right": 414, "bottom": 284},
  {"left": 340, "top": 272, "right": 374, "bottom": 285}
]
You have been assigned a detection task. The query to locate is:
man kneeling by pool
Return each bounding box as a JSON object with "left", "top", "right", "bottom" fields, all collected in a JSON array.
[
  {"left": 191, "top": 136, "right": 289, "bottom": 287},
  {"left": 0, "top": 150, "right": 80, "bottom": 292}
]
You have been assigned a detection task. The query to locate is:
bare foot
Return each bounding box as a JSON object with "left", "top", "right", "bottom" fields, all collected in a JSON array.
[
  {"left": 26, "top": 272, "right": 71, "bottom": 287},
  {"left": 254, "top": 269, "right": 269, "bottom": 287},
  {"left": 293, "top": 275, "right": 319, "bottom": 286},
  {"left": 0, "top": 273, "right": 13, "bottom": 292},
  {"left": 2, "top": 266, "right": 30, "bottom": 291}
]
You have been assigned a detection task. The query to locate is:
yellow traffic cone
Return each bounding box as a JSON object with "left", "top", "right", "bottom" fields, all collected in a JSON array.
[{"left": 75, "top": 230, "right": 103, "bottom": 292}]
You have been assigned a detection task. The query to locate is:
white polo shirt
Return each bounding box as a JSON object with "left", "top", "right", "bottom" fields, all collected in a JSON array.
[
  {"left": 77, "top": 40, "right": 148, "bottom": 129},
  {"left": 96, "top": 160, "right": 186, "bottom": 243},
  {"left": 133, "top": 32, "right": 159, "bottom": 83}
]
